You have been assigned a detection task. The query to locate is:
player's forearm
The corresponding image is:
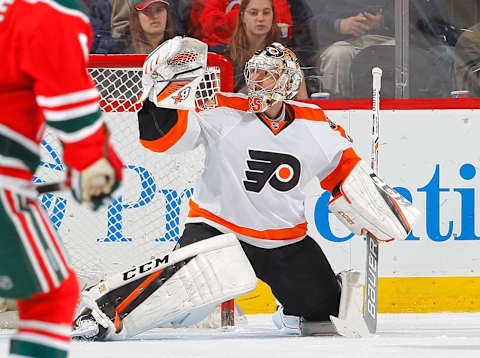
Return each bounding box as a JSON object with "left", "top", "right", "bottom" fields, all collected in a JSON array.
[
  {"left": 137, "top": 99, "right": 200, "bottom": 154},
  {"left": 137, "top": 99, "right": 179, "bottom": 142}
]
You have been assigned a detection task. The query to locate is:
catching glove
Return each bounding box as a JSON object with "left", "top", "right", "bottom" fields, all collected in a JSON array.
[{"left": 140, "top": 36, "right": 208, "bottom": 109}]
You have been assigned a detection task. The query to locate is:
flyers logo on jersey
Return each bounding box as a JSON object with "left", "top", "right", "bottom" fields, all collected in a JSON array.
[{"left": 243, "top": 150, "right": 301, "bottom": 192}]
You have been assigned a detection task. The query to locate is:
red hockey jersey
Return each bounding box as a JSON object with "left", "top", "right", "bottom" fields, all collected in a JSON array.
[{"left": 0, "top": 0, "right": 107, "bottom": 195}]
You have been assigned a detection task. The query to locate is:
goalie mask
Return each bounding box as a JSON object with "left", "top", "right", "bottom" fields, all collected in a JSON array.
[{"left": 244, "top": 42, "right": 302, "bottom": 113}]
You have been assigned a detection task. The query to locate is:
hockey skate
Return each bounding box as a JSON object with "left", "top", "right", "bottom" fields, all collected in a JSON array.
[
  {"left": 272, "top": 270, "right": 370, "bottom": 337},
  {"left": 71, "top": 289, "right": 115, "bottom": 341},
  {"left": 272, "top": 305, "right": 337, "bottom": 336},
  {"left": 272, "top": 305, "right": 300, "bottom": 334},
  {"left": 72, "top": 309, "right": 103, "bottom": 341}
]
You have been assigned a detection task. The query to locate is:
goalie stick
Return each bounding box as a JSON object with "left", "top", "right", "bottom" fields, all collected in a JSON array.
[{"left": 363, "top": 67, "right": 382, "bottom": 334}]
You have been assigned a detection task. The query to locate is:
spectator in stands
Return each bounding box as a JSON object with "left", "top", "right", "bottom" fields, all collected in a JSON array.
[
  {"left": 454, "top": 22, "right": 480, "bottom": 97},
  {"left": 224, "top": 0, "right": 308, "bottom": 98},
  {"left": 309, "top": 0, "right": 395, "bottom": 98},
  {"left": 189, "top": 0, "right": 293, "bottom": 53},
  {"left": 80, "top": 0, "right": 127, "bottom": 53},
  {"left": 109, "top": 0, "right": 185, "bottom": 54},
  {"left": 109, "top": 0, "right": 131, "bottom": 40},
  {"left": 128, "top": 0, "right": 176, "bottom": 54},
  {"left": 286, "top": 0, "right": 318, "bottom": 94},
  {"left": 310, "top": 0, "right": 462, "bottom": 99}
]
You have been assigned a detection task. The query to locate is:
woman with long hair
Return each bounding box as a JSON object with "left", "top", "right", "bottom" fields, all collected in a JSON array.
[
  {"left": 225, "top": 0, "right": 307, "bottom": 98},
  {"left": 226, "top": 0, "right": 281, "bottom": 92},
  {"left": 129, "top": 0, "right": 176, "bottom": 54}
]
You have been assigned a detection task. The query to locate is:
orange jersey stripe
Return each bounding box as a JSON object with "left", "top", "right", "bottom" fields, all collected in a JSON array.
[
  {"left": 215, "top": 93, "right": 250, "bottom": 111},
  {"left": 188, "top": 200, "right": 307, "bottom": 240},
  {"left": 320, "top": 148, "right": 360, "bottom": 193},
  {"left": 289, "top": 104, "right": 327, "bottom": 122},
  {"left": 290, "top": 103, "right": 350, "bottom": 138},
  {"left": 139, "top": 110, "right": 189, "bottom": 152}
]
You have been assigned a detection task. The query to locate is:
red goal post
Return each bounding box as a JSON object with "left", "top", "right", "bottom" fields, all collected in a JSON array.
[{"left": 88, "top": 53, "right": 234, "bottom": 112}]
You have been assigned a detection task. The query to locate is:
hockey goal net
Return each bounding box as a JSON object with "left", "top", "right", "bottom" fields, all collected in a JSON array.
[{"left": 16, "top": 53, "right": 239, "bottom": 328}]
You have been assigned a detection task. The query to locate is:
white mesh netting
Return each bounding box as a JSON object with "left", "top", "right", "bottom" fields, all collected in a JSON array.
[{"left": 35, "top": 63, "right": 215, "bottom": 289}]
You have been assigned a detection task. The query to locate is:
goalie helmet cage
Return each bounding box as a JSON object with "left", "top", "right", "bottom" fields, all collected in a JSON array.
[{"left": 36, "top": 53, "right": 236, "bottom": 327}]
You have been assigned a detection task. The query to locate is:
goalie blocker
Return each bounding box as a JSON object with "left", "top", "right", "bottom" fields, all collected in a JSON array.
[
  {"left": 328, "top": 160, "right": 420, "bottom": 242},
  {"left": 72, "top": 234, "right": 257, "bottom": 340}
]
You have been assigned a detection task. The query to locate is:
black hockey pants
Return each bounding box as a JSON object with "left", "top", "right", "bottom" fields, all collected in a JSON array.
[{"left": 177, "top": 222, "right": 341, "bottom": 321}]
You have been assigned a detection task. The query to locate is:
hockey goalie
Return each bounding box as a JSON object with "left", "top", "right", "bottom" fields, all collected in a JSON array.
[{"left": 72, "top": 37, "right": 420, "bottom": 340}]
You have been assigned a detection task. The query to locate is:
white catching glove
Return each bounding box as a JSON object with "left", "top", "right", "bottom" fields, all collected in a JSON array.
[
  {"left": 328, "top": 161, "right": 420, "bottom": 242},
  {"left": 140, "top": 36, "right": 208, "bottom": 109}
]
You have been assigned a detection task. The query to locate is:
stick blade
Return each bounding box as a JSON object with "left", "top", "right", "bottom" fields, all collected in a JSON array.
[{"left": 330, "top": 316, "right": 370, "bottom": 338}]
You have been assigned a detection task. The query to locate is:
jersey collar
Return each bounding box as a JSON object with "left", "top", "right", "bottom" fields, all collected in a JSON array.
[{"left": 256, "top": 103, "right": 295, "bottom": 135}]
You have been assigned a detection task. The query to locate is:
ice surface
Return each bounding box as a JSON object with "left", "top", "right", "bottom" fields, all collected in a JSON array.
[{"left": 1, "top": 313, "right": 480, "bottom": 358}]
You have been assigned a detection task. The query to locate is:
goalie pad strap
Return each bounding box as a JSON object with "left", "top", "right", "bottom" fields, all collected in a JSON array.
[{"left": 328, "top": 160, "right": 420, "bottom": 242}]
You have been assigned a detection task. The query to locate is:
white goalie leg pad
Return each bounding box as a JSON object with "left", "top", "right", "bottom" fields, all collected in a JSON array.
[
  {"left": 330, "top": 270, "right": 370, "bottom": 338},
  {"left": 169, "top": 302, "right": 217, "bottom": 328},
  {"left": 118, "top": 234, "right": 257, "bottom": 338},
  {"left": 328, "top": 160, "right": 420, "bottom": 242},
  {"left": 77, "top": 234, "right": 257, "bottom": 340}
]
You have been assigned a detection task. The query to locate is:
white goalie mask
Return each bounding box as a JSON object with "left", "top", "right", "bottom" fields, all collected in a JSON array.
[{"left": 244, "top": 42, "right": 302, "bottom": 113}]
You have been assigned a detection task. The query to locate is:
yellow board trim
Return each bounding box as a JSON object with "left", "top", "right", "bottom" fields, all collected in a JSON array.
[
  {"left": 236, "top": 277, "right": 480, "bottom": 314},
  {"left": 236, "top": 280, "right": 277, "bottom": 314}
]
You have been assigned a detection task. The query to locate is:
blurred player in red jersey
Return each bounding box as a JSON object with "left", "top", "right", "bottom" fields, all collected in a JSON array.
[{"left": 0, "top": 0, "right": 123, "bottom": 356}]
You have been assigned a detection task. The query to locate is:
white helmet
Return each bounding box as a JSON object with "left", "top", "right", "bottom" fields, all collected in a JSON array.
[{"left": 244, "top": 42, "right": 302, "bottom": 113}]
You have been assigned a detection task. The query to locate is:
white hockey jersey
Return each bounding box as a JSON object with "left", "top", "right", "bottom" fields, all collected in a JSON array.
[{"left": 139, "top": 93, "right": 360, "bottom": 248}]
